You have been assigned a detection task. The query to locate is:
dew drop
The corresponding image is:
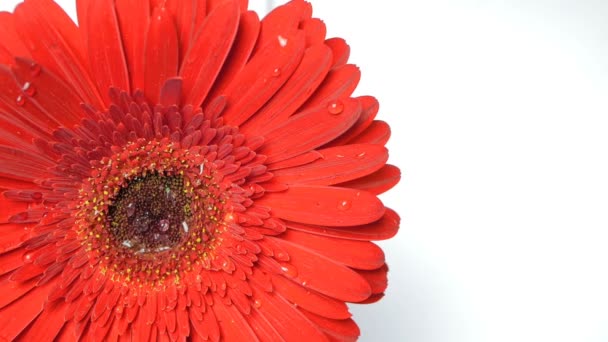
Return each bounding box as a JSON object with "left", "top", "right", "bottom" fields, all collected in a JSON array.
[
  {"left": 277, "top": 35, "right": 288, "bottom": 47},
  {"left": 280, "top": 264, "right": 298, "bottom": 278},
  {"left": 327, "top": 100, "right": 344, "bottom": 114},
  {"left": 271, "top": 68, "right": 281, "bottom": 77},
  {"left": 22, "top": 82, "right": 36, "bottom": 96},
  {"left": 126, "top": 202, "right": 135, "bottom": 217},
  {"left": 159, "top": 219, "right": 170, "bottom": 232},
  {"left": 253, "top": 299, "right": 262, "bottom": 308},
  {"left": 15, "top": 95, "right": 25, "bottom": 106},
  {"left": 22, "top": 252, "right": 34, "bottom": 263},
  {"left": 338, "top": 199, "right": 352, "bottom": 211},
  {"left": 29, "top": 63, "right": 41, "bottom": 77},
  {"left": 356, "top": 152, "right": 366, "bottom": 158}
]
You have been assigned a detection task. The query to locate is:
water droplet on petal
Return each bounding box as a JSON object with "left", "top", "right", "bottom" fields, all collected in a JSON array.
[
  {"left": 327, "top": 100, "right": 344, "bottom": 114},
  {"left": 253, "top": 299, "right": 262, "bottom": 308},
  {"left": 16, "top": 95, "right": 25, "bottom": 106},
  {"left": 280, "top": 264, "right": 298, "bottom": 278},
  {"left": 356, "top": 152, "right": 366, "bottom": 158},
  {"left": 22, "top": 82, "right": 36, "bottom": 96},
  {"left": 277, "top": 35, "right": 288, "bottom": 47},
  {"left": 159, "top": 219, "right": 170, "bottom": 232},
  {"left": 23, "top": 252, "right": 34, "bottom": 263},
  {"left": 338, "top": 199, "right": 352, "bottom": 211},
  {"left": 126, "top": 202, "right": 135, "bottom": 217},
  {"left": 271, "top": 68, "right": 281, "bottom": 77},
  {"left": 29, "top": 63, "right": 41, "bottom": 77}
]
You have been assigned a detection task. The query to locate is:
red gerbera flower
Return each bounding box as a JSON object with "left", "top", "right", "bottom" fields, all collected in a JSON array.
[{"left": 0, "top": 0, "right": 400, "bottom": 340}]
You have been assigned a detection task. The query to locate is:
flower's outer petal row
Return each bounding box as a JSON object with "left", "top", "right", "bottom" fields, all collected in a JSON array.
[
  {"left": 325, "top": 37, "right": 350, "bottom": 68},
  {"left": 269, "top": 144, "right": 388, "bottom": 186},
  {"left": 220, "top": 30, "right": 306, "bottom": 127},
  {"left": 285, "top": 208, "right": 400, "bottom": 242},
  {"left": 179, "top": 0, "right": 240, "bottom": 108},
  {"left": 162, "top": 0, "right": 204, "bottom": 65},
  {"left": 240, "top": 43, "right": 333, "bottom": 135},
  {"left": 325, "top": 95, "right": 380, "bottom": 147},
  {"left": 299, "top": 64, "right": 361, "bottom": 112},
  {"left": 0, "top": 12, "right": 31, "bottom": 65},
  {"left": 13, "top": 0, "right": 104, "bottom": 108},
  {"left": 301, "top": 310, "right": 360, "bottom": 342},
  {"left": 258, "top": 98, "right": 361, "bottom": 164},
  {"left": 253, "top": 0, "right": 311, "bottom": 55},
  {"left": 338, "top": 164, "right": 401, "bottom": 196}
]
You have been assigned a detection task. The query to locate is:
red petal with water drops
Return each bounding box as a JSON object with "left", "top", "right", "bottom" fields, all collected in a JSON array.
[
  {"left": 269, "top": 237, "right": 372, "bottom": 302},
  {"left": 240, "top": 43, "right": 333, "bottom": 134},
  {"left": 270, "top": 274, "right": 351, "bottom": 320},
  {"left": 259, "top": 97, "right": 361, "bottom": 164},
  {"left": 220, "top": 30, "right": 306, "bottom": 127},
  {"left": 271, "top": 144, "right": 388, "bottom": 186},
  {"left": 299, "top": 64, "right": 361, "bottom": 111},
  {"left": 258, "top": 185, "right": 385, "bottom": 227},
  {"left": 14, "top": 0, "right": 103, "bottom": 107},
  {"left": 253, "top": 0, "right": 312, "bottom": 53},
  {"left": 285, "top": 208, "right": 400, "bottom": 242}
]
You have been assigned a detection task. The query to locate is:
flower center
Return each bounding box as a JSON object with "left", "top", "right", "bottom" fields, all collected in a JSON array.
[{"left": 107, "top": 173, "right": 191, "bottom": 255}]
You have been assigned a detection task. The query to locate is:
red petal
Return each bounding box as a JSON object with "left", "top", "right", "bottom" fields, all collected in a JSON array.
[
  {"left": 0, "top": 224, "right": 29, "bottom": 253},
  {"left": 285, "top": 208, "right": 400, "bottom": 242},
  {"left": 301, "top": 310, "right": 361, "bottom": 340},
  {"left": 271, "top": 274, "right": 351, "bottom": 320},
  {"left": 0, "top": 12, "right": 30, "bottom": 64},
  {"left": 325, "top": 95, "right": 379, "bottom": 147},
  {"left": 220, "top": 30, "right": 306, "bottom": 127},
  {"left": 258, "top": 98, "right": 361, "bottom": 164},
  {"left": 14, "top": 0, "right": 103, "bottom": 107},
  {"left": 164, "top": 0, "right": 202, "bottom": 63},
  {"left": 299, "top": 64, "right": 360, "bottom": 111},
  {"left": 280, "top": 229, "right": 385, "bottom": 270},
  {"left": 144, "top": 6, "right": 179, "bottom": 104},
  {"left": 17, "top": 300, "right": 67, "bottom": 341},
  {"left": 338, "top": 164, "right": 401, "bottom": 195},
  {"left": 244, "top": 307, "right": 283, "bottom": 341},
  {"left": 253, "top": 0, "right": 311, "bottom": 54},
  {"left": 0, "top": 281, "right": 53, "bottom": 340},
  {"left": 357, "top": 264, "right": 389, "bottom": 295},
  {"left": 180, "top": 0, "right": 240, "bottom": 107},
  {"left": 251, "top": 286, "right": 328, "bottom": 341},
  {"left": 115, "top": 0, "right": 149, "bottom": 91},
  {"left": 0, "top": 248, "right": 24, "bottom": 276},
  {"left": 257, "top": 186, "right": 385, "bottom": 227},
  {"left": 300, "top": 18, "right": 327, "bottom": 47},
  {"left": 11, "top": 58, "right": 85, "bottom": 128},
  {"left": 271, "top": 144, "right": 388, "bottom": 186},
  {"left": 325, "top": 38, "right": 350, "bottom": 68},
  {"left": 240, "top": 43, "right": 332, "bottom": 134},
  {"left": 204, "top": 11, "right": 260, "bottom": 107},
  {"left": 269, "top": 237, "right": 372, "bottom": 302},
  {"left": 348, "top": 120, "right": 391, "bottom": 145},
  {"left": 79, "top": 0, "right": 130, "bottom": 103},
  {"left": 212, "top": 297, "right": 258, "bottom": 341}
]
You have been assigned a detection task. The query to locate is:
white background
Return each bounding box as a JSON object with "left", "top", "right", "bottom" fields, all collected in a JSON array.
[{"left": 2, "top": 1, "right": 608, "bottom": 341}]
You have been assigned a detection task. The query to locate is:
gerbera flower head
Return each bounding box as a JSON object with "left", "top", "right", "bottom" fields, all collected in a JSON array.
[{"left": 0, "top": 0, "right": 400, "bottom": 340}]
